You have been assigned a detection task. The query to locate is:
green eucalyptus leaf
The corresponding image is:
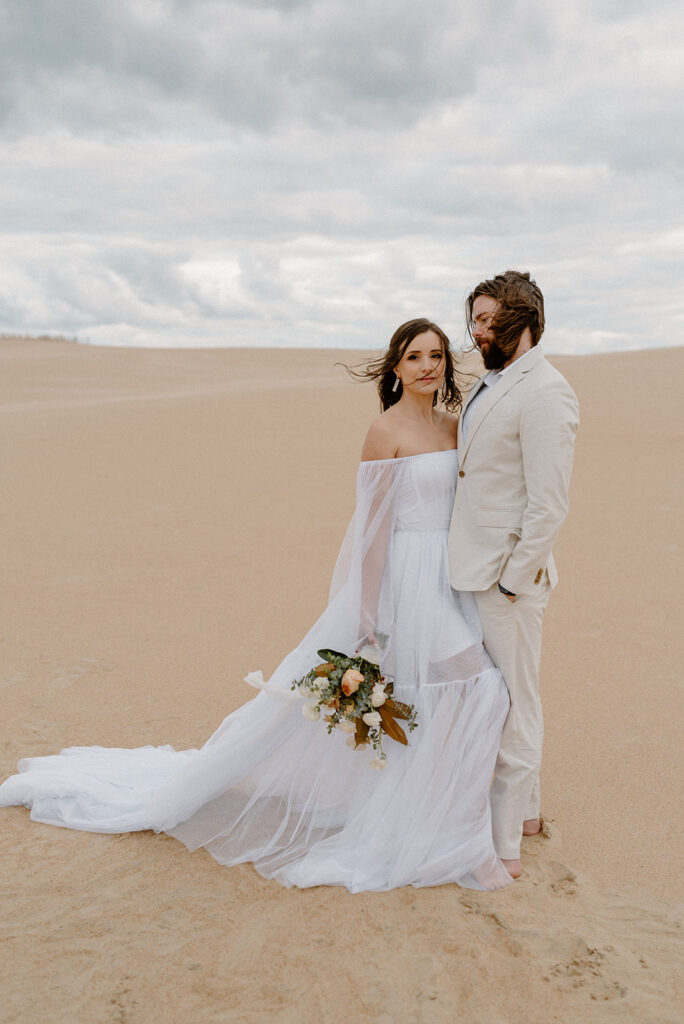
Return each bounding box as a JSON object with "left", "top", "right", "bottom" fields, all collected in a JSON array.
[{"left": 317, "top": 649, "right": 348, "bottom": 663}]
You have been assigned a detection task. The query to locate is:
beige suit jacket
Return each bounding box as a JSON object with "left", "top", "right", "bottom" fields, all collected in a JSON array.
[{"left": 447, "top": 345, "right": 579, "bottom": 596}]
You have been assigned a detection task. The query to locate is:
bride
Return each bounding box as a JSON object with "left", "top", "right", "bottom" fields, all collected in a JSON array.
[{"left": 0, "top": 319, "right": 513, "bottom": 892}]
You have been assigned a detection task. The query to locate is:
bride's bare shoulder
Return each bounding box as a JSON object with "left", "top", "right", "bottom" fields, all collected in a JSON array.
[{"left": 360, "top": 410, "right": 400, "bottom": 462}]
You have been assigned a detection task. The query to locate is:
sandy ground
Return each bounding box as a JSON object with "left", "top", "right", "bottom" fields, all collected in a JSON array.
[{"left": 0, "top": 337, "right": 681, "bottom": 1024}]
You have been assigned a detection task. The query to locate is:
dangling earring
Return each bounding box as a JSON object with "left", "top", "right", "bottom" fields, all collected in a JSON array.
[{"left": 392, "top": 374, "right": 401, "bottom": 393}]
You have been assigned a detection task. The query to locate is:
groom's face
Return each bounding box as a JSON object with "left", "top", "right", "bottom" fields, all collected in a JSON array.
[{"left": 471, "top": 295, "right": 507, "bottom": 370}]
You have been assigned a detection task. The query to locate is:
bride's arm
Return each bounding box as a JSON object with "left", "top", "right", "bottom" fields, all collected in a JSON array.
[
  {"left": 357, "top": 418, "right": 400, "bottom": 645},
  {"left": 328, "top": 418, "right": 401, "bottom": 651},
  {"left": 358, "top": 479, "right": 392, "bottom": 644}
]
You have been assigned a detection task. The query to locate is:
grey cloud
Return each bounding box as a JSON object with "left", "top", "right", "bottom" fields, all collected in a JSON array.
[
  {"left": 0, "top": 0, "right": 681, "bottom": 353},
  {"left": 0, "top": 1, "right": 548, "bottom": 134}
]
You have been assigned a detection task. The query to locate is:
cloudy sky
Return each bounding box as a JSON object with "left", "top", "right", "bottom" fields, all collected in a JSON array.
[{"left": 0, "top": 0, "right": 682, "bottom": 352}]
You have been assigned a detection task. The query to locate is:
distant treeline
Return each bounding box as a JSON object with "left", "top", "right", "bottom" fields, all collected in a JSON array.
[{"left": 0, "top": 333, "right": 79, "bottom": 343}]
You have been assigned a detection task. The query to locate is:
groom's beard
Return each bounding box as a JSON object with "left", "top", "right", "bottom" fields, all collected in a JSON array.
[{"left": 479, "top": 338, "right": 508, "bottom": 370}]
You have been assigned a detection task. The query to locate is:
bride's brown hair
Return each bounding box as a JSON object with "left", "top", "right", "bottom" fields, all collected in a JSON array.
[{"left": 343, "top": 318, "right": 463, "bottom": 413}]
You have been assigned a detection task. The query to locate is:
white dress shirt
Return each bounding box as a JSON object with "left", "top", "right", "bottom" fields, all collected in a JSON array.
[{"left": 460, "top": 365, "right": 509, "bottom": 443}]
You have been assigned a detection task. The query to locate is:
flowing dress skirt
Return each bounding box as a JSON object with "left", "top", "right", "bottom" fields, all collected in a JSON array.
[{"left": 0, "top": 451, "right": 513, "bottom": 891}]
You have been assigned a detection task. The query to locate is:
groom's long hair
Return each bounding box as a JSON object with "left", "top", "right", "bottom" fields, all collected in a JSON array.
[{"left": 466, "top": 270, "right": 545, "bottom": 359}]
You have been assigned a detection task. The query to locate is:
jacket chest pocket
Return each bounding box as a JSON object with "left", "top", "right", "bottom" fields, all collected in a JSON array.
[{"left": 476, "top": 508, "right": 523, "bottom": 533}]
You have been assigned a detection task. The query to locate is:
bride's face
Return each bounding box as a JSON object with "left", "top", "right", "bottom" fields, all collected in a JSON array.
[{"left": 395, "top": 330, "right": 445, "bottom": 397}]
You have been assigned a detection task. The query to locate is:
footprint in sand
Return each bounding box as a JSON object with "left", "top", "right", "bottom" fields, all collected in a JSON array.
[
  {"left": 549, "top": 861, "right": 578, "bottom": 896},
  {"left": 109, "top": 975, "right": 137, "bottom": 1024},
  {"left": 549, "top": 943, "right": 627, "bottom": 1001}
]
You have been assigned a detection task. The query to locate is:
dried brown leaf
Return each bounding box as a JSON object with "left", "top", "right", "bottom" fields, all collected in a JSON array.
[
  {"left": 384, "top": 698, "right": 412, "bottom": 720},
  {"left": 354, "top": 719, "right": 370, "bottom": 748},
  {"left": 378, "top": 705, "right": 407, "bottom": 745}
]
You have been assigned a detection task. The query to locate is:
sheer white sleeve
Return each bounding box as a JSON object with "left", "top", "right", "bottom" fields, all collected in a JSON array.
[
  {"left": 328, "top": 459, "right": 406, "bottom": 664},
  {"left": 240, "top": 459, "right": 405, "bottom": 703}
]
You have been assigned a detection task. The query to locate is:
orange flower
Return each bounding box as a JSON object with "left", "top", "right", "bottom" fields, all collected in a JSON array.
[{"left": 341, "top": 669, "right": 365, "bottom": 696}]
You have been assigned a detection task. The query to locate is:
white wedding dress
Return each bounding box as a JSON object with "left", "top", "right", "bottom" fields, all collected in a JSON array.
[{"left": 0, "top": 450, "right": 513, "bottom": 891}]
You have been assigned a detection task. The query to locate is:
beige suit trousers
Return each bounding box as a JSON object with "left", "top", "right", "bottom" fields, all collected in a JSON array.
[{"left": 475, "top": 577, "right": 551, "bottom": 860}]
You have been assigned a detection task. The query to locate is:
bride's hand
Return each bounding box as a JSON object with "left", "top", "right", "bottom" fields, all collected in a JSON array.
[{"left": 355, "top": 629, "right": 377, "bottom": 653}]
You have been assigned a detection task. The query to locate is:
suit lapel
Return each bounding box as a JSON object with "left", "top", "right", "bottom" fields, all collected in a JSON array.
[
  {"left": 457, "top": 374, "right": 487, "bottom": 452},
  {"left": 461, "top": 374, "right": 487, "bottom": 416},
  {"left": 460, "top": 346, "right": 545, "bottom": 463}
]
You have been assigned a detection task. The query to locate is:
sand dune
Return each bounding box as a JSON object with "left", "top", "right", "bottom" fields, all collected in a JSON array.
[{"left": 0, "top": 337, "right": 681, "bottom": 1023}]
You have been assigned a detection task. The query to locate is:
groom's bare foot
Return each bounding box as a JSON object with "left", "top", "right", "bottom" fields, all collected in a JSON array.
[
  {"left": 502, "top": 858, "right": 522, "bottom": 878},
  {"left": 522, "top": 817, "right": 542, "bottom": 836}
]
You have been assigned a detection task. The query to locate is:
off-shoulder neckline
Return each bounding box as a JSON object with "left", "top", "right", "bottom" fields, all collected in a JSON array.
[{"left": 360, "top": 448, "right": 458, "bottom": 466}]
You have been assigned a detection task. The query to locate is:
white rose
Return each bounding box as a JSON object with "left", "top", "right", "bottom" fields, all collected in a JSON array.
[
  {"left": 371, "top": 684, "right": 387, "bottom": 707},
  {"left": 370, "top": 756, "right": 386, "bottom": 771},
  {"left": 339, "top": 719, "right": 356, "bottom": 734},
  {"left": 345, "top": 735, "right": 357, "bottom": 749},
  {"left": 302, "top": 702, "right": 320, "bottom": 721},
  {"left": 362, "top": 711, "right": 381, "bottom": 728}
]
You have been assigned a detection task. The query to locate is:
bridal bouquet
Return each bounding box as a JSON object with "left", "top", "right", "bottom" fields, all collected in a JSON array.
[{"left": 291, "top": 645, "right": 417, "bottom": 769}]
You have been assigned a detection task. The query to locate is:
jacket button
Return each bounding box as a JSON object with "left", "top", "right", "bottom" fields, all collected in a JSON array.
[{"left": 458, "top": 470, "right": 465, "bottom": 478}]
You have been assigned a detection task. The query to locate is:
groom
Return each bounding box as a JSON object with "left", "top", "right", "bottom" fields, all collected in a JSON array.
[{"left": 447, "top": 270, "right": 579, "bottom": 878}]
